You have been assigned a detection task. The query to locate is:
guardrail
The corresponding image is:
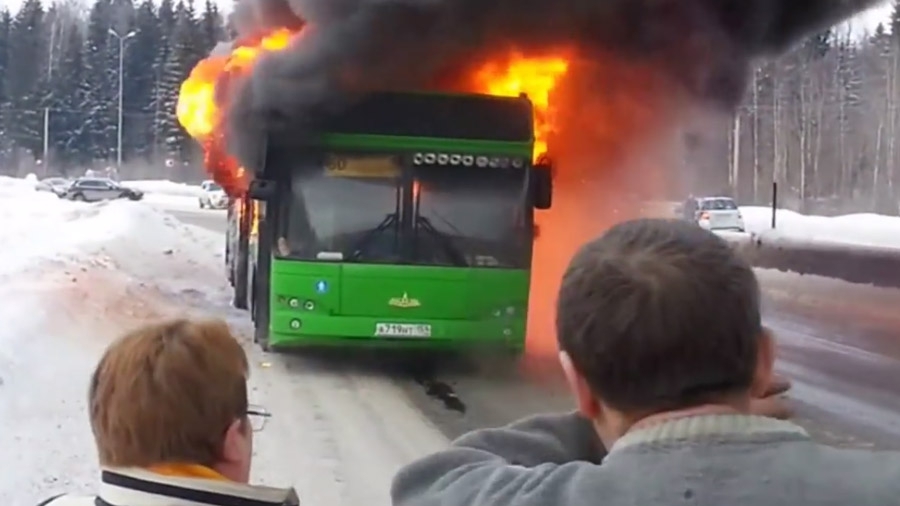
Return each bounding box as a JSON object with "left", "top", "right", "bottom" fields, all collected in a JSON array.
[{"left": 719, "top": 232, "right": 900, "bottom": 289}]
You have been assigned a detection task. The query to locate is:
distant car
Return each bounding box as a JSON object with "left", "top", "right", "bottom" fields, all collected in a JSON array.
[
  {"left": 199, "top": 180, "right": 228, "bottom": 209},
  {"left": 34, "top": 177, "right": 70, "bottom": 196},
  {"left": 62, "top": 177, "right": 143, "bottom": 203},
  {"left": 681, "top": 196, "right": 745, "bottom": 232}
]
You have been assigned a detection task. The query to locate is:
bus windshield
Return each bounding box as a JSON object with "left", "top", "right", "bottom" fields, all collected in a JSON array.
[
  {"left": 412, "top": 165, "right": 529, "bottom": 268},
  {"left": 279, "top": 154, "right": 529, "bottom": 268},
  {"left": 280, "top": 154, "right": 403, "bottom": 263}
]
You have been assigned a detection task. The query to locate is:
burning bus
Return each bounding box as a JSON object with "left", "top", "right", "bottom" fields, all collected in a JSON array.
[
  {"left": 177, "top": 27, "right": 567, "bottom": 353},
  {"left": 228, "top": 91, "right": 552, "bottom": 352}
]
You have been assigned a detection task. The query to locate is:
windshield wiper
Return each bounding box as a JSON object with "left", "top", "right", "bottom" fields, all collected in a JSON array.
[
  {"left": 346, "top": 213, "right": 398, "bottom": 261},
  {"left": 415, "top": 216, "right": 468, "bottom": 267}
]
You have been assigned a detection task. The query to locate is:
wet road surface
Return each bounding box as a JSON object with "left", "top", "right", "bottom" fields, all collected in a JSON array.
[{"left": 169, "top": 207, "right": 900, "bottom": 449}]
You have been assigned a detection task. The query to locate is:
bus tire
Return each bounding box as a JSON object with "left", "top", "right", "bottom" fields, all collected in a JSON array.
[
  {"left": 251, "top": 270, "right": 272, "bottom": 352},
  {"left": 248, "top": 269, "right": 256, "bottom": 323},
  {"left": 232, "top": 264, "right": 248, "bottom": 310}
]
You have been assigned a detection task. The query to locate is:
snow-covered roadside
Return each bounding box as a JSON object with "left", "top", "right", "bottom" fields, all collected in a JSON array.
[
  {"left": 741, "top": 206, "right": 900, "bottom": 251},
  {"left": 0, "top": 184, "right": 445, "bottom": 505},
  {"left": 757, "top": 268, "right": 900, "bottom": 332},
  {"left": 121, "top": 179, "right": 215, "bottom": 212},
  {"left": 122, "top": 179, "right": 205, "bottom": 198}
]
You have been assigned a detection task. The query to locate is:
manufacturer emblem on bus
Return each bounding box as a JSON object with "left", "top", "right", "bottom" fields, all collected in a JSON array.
[{"left": 388, "top": 292, "right": 421, "bottom": 308}]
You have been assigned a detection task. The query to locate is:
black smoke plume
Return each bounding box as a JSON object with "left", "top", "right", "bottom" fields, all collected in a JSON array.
[{"left": 224, "top": 0, "right": 886, "bottom": 173}]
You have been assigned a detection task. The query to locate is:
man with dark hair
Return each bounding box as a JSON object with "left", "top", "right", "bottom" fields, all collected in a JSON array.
[{"left": 392, "top": 218, "right": 900, "bottom": 506}]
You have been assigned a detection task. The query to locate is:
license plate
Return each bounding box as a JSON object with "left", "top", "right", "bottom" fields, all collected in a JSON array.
[{"left": 375, "top": 323, "right": 432, "bottom": 338}]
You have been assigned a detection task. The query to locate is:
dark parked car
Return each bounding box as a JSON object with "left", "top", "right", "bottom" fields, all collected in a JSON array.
[{"left": 62, "top": 177, "right": 144, "bottom": 202}]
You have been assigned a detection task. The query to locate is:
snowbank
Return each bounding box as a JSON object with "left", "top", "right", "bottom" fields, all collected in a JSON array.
[
  {"left": 0, "top": 174, "right": 38, "bottom": 194},
  {"left": 0, "top": 190, "right": 222, "bottom": 283},
  {"left": 122, "top": 179, "right": 205, "bottom": 197},
  {"left": 0, "top": 179, "right": 232, "bottom": 500},
  {"left": 741, "top": 206, "right": 900, "bottom": 251}
]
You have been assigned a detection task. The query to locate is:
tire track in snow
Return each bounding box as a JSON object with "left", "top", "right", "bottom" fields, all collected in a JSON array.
[{"left": 243, "top": 348, "right": 446, "bottom": 506}]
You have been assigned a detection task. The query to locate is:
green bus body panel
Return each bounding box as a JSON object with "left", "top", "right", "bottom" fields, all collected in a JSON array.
[
  {"left": 267, "top": 259, "right": 530, "bottom": 350},
  {"left": 316, "top": 134, "right": 533, "bottom": 157}
]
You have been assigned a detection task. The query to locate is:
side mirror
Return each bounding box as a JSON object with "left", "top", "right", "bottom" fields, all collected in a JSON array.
[
  {"left": 532, "top": 163, "right": 553, "bottom": 210},
  {"left": 247, "top": 178, "right": 277, "bottom": 201}
]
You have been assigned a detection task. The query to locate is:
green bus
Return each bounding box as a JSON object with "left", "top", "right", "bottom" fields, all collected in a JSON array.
[{"left": 226, "top": 90, "right": 553, "bottom": 353}]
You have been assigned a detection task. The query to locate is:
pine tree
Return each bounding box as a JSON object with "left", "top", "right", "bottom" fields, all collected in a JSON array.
[
  {"left": 7, "top": 0, "right": 48, "bottom": 159},
  {"left": 151, "top": 0, "right": 176, "bottom": 158},
  {"left": 81, "top": 0, "right": 117, "bottom": 161},
  {"left": 52, "top": 20, "right": 91, "bottom": 170},
  {"left": 157, "top": 0, "right": 198, "bottom": 161},
  {"left": 200, "top": 0, "right": 226, "bottom": 54},
  {"left": 125, "top": 0, "right": 162, "bottom": 161},
  {"left": 892, "top": 0, "right": 900, "bottom": 42},
  {"left": 0, "top": 9, "right": 12, "bottom": 165}
]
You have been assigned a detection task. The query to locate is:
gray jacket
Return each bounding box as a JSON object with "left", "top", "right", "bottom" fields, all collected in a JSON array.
[{"left": 392, "top": 412, "right": 900, "bottom": 506}]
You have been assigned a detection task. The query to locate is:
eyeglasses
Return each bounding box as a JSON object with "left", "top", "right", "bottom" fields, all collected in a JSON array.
[{"left": 246, "top": 404, "right": 272, "bottom": 432}]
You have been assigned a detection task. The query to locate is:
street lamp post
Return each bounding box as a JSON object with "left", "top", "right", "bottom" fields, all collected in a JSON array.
[{"left": 108, "top": 28, "right": 137, "bottom": 168}]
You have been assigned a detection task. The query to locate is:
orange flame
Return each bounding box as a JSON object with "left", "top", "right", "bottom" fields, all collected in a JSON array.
[
  {"left": 176, "top": 28, "right": 295, "bottom": 196},
  {"left": 470, "top": 53, "right": 570, "bottom": 160},
  {"left": 178, "top": 27, "right": 569, "bottom": 193}
]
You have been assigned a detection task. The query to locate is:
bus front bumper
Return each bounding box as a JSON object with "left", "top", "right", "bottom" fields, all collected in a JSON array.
[{"left": 267, "top": 313, "right": 525, "bottom": 352}]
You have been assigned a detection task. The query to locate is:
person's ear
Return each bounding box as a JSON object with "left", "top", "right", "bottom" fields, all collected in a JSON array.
[
  {"left": 221, "top": 418, "right": 249, "bottom": 464},
  {"left": 750, "top": 327, "right": 776, "bottom": 398},
  {"left": 559, "top": 351, "right": 601, "bottom": 419}
]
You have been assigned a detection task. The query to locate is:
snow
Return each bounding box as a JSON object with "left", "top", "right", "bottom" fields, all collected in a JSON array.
[
  {"left": 741, "top": 206, "right": 900, "bottom": 251},
  {"left": 5, "top": 175, "right": 900, "bottom": 502},
  {"left": 0, "top": 178, "right": 221, "bottom": 279},
  {"left": 0, "top": 176, "right": 446, "bottom": 504},
  {"left": 122, "top": 178, "right": 222, "bottom": 213},
  {"left": 123, "top": 179, "right": 205, "bottom": 197}
]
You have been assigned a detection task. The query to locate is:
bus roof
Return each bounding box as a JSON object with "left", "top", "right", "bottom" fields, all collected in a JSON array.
[{"left": 268, "top": 91, "right": 535, "bottom": 148}]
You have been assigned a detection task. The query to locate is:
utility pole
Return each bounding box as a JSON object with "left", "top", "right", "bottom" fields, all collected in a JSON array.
[
  {"left": 43, "top": 108, "right": 49, "bottom": 174},
  {"left": 108, "top": 28, "right": 137, "bottom": 169},
  {"left": 42, "top": 24, "right": 56, "bottom": 176}
]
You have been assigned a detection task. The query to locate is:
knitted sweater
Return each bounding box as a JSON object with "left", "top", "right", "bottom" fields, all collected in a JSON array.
[{"left": 392, "top": 412, "right": 900, "bottom": 506}]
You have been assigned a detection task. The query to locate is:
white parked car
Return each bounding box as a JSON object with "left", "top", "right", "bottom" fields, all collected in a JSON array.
[
  {"left": 199, "top": 180, "right": 228, "bottom": 209},
  {"left": 680, "top": 196, "right": 745, "bottom": 232}
]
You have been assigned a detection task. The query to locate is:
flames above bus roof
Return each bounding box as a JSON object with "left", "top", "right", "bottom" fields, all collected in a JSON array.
[{"left": 178, "top": 0, "right": 884, "bottom": 195}]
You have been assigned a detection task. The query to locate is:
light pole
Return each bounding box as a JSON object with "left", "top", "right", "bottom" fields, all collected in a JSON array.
[{"left": 108, "top": 28, "right": 137, "bottom": 168}]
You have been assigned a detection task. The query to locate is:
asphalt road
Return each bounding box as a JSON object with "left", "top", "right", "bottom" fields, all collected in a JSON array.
[{"left": 169, "top": 206, "right": 900, "bottom": 449}]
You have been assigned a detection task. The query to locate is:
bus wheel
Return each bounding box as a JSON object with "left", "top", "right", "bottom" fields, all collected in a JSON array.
[
  {"left": 232, "top": 272, "right": 248, "bottom": 310},
  {"left": 250, "top": 270, "right": 271, "bottom": 351},
  {"left": 248, "top": 271, "right": 256, "bottom": 323}
]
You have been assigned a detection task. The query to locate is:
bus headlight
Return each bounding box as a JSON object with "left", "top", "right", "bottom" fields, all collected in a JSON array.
[
  {"left": 290, "top": 319, "right": 302, "bottom": 330},
  {"left": 462, "top": 155, "right": 474, "bottom": 166},
  {"left": 424, "top": 153, "right": 437, "bottom": 164},
  {"left": 288, "top": 298, "right": 300, "bottom": 308},
  {"left": 449, "top": 154, "right": 462, "bottom": 165},
  {"left": 303, "top": 300, "right": 315, "bottom": 311},
  {"left": 512, "top": 157, "right": 524, "bottom": 168},
  {"left": 437, "top": 153, "right": 449, "bottom": 164},
  {"left": 413, "top": 153, "right": 424, "bottom": 165},
  {"left": 476, "top": 156, "right": 489, "bottom": 167},
  {"left": 492, "top": 305, "right": 519, "bottom": 318}
]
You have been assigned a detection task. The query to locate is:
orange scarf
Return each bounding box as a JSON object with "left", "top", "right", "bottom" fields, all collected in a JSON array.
[{"left": 146, "top": 463, "right": 230, "bottom": 481}]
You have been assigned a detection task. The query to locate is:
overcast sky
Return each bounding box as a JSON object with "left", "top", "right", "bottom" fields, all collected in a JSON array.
[{"left": 2, "top": 0, "right": 894, "bottom": 38}]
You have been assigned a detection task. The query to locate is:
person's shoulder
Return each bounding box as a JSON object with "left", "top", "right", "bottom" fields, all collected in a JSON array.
[
  {"left": 37, "top": 494, "right": 95, "bottom": 506},
  {"left": 807, "top": 445, "right": 900, "bottom": 492}
]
